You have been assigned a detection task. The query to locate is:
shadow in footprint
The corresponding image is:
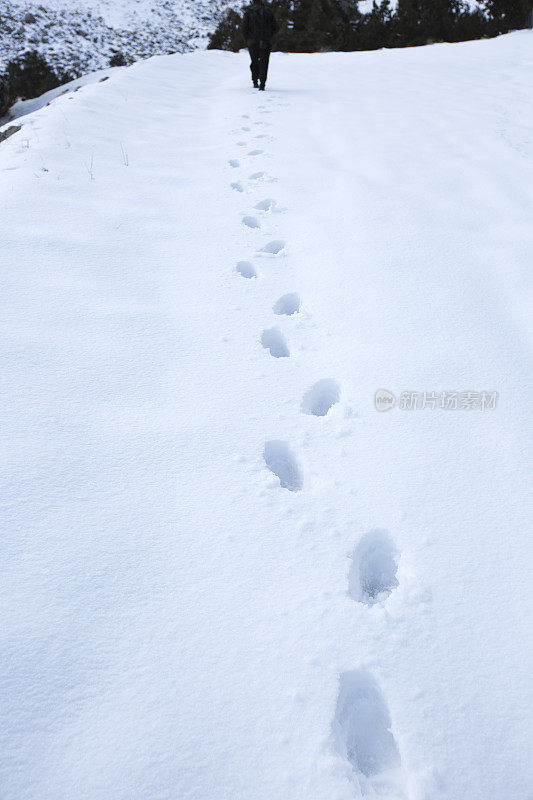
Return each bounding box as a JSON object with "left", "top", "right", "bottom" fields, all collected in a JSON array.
[
  {"left": 261, "top": 327, "right": 289, "bottom": 358},
  {"left": 301, "top": 380, "right": 340, "bottom": 417},
  {"left": 228, "top": 159, "right": 240, "bottom": 168},
  {"left": 264, "top": 440, "right": 303, "bottom": 492},
  {"left": 250, "top": 171, "right": 270, "bottom": 181},
  {"left": 261, "top": 240, "right": 285, "bottom": 255},
  {"left": 231, "top": 182, "right": 243, "bottom": 192},
  {"left": 255, "top": 198, "right": 277, "bottom": 211},
  {"left": 236, "top": 261, "right": 257, "bottom": 279},
  {"left": 273, "top": 293, "right": 301, "bottom": 316},
  {"left": 243, "top": 216, "right": 260, "bottom": 229},
  {"left": 248, "top": 149, "right": 264, "bottom": 156},
  {"left": 333, "top": 670, "right": 401, "bottom": 782},
  {"left": 349, "top": 530, "right": 399, "bottom": 605}
]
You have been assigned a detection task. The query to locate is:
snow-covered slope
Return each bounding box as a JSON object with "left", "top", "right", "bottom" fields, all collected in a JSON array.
[
  {"left": 1, "top": 31, "right": 532, "bottom": 800},
  {"left": 0, "top": 0, "right": 245, "bottom": 74},
  {"left": 0, "top": 0, "right": 488, "bottom": 77}
]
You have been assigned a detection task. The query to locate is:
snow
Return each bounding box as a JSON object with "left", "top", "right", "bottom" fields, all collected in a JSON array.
[
  {"left": 2, "top": 67, "right": 122, "bottom": 124},
  {"left": 1, "top": 31, "right": 532, "bottom": 800},
  {"left": 0, "top": 0, "right": 246, "bottom": 75},
  {"left": 6, "top": 0, "right": 244, "bottom": 29}
]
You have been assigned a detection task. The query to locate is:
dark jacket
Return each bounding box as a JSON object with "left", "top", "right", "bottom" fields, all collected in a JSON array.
[{"left": 243, "top": 2, "right": 278, "bottom": 47}]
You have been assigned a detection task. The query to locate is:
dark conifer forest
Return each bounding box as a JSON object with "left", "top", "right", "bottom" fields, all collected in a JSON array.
[{"left": 208, "top": 0, "right": 532, "bottom": 52}]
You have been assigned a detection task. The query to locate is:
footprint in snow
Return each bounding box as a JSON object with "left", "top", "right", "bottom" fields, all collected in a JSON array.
[
  {"left": 236, "top": 261, "right": 257, "bottom": 279},
  {"left": 261, "top": 240, "right": 285, "bottom": 255},
  {"left": 242, "top": 126, "right": 251, "bottom": 131},
  {"left": 301, "top": 380, "right": 340, "bottom": 417},
  {"left": 264, "top": 440, "right": 303, "bottom": 492},
  {"left": 248, "top": 149, "right": 264, "bottom": 156},
  {"left": 243, "top": 216, "right": 260, "bottom": 229},
  {"left": 348, "top": 529, "right": 399, "bottom": 605},
  {"left": 333, "top": 670, "right": 402, "bottom": 785},
  {"left": 261, "top": 327, "right": 289, "bottom": 358},
  {"left": 273, "top": 293, "right": 301, "bottom": 316},
  {"left": 255, "top": 198, "right": 277, "bottom": 211},
  {"left": 250, "top": 172, "right": 277, "bottom": 184},
  {"left": 231, "top": 182, "right": 244, "bottom": 192},
  {"left": 228, "top": 159, "right": 240, "bottom": 168}
]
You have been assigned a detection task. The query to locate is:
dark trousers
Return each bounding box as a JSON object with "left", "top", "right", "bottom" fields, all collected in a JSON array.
[{"left": 248, "top": 43, "right": 271, "bottom": 87}]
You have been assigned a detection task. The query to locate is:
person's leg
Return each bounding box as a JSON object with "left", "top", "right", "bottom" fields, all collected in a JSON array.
[
  {"left": 248, "top": 44, "right": 260, "bottom": 87},
  {"left": 259, "top": 47, "right": 271, "bottom": 90}
]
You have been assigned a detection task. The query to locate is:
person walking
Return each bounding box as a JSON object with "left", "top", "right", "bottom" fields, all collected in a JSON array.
[{"left": 242, "top": 0, "right": 278, "bottom": 91}]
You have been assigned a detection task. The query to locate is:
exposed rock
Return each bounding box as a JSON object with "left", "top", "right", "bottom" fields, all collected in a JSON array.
[{"left": 0, "top": 124, "right": 21, "bottom": 143}]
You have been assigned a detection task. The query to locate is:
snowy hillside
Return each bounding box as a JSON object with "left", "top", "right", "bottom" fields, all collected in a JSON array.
[
  {"left": 0, "top": 0, "right": 489, "bottom": 77},
  {"left": 0, "top": 0, "right": 246, "bottom": 74},
  {"left": 1, "top": 30, "right": 532, "bottom": 800}
]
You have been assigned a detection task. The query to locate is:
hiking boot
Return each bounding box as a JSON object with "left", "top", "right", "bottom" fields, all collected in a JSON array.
[
  {"left": 259, "top": 84, "right": 265, "bottom": 91},
  {"left": 253, "top": 80, "right": 259, "bottom": 89}
]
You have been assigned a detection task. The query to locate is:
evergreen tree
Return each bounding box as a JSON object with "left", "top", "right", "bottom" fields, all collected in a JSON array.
[
  {"left": 292, "top": 0, "right": 360, "bottom": 51},
  {"left": 207, "top": 9, "right": 245, "bottom": 52},
  {"left": 6, "top": 51, "right": 72, "bottom": 101},
  {"left": 269, "top": 0, "right": 295, "bottom": 51},
  {"left": 206, "top": 0, "right": 494, "bottom": 55},
  {"left": 353, "top": 1, "right": 393, "bottom": 50},
  {"left": 394, "top": 0, "right": 424, "bottom": 46},
  {"left": 394, "top": 0, "right": 483, "bottom": 46},
  {"left": 334, "top": 0, "right": 363, "bottom": 49},
  {"left": 419, "top": 0, "right": 460, "bottom": 42},
  {"left": 453, "top": 6, "right": 489, "bottom": 41},
  {"left": 482, "top": 0, "right": 531, "bottom": 33}
]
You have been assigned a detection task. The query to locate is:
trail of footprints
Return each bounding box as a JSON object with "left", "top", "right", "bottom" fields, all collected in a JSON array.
[{"left": 227, "top": 106, "right": 405, "bottom": 798}]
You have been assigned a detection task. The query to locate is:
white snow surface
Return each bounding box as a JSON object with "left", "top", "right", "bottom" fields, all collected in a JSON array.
[
  {"left": 2, "top": 66, "right": 122, "bottom": 123},
  {"left": 1, "top": 31, "right": 532, "bottom": 800}
]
